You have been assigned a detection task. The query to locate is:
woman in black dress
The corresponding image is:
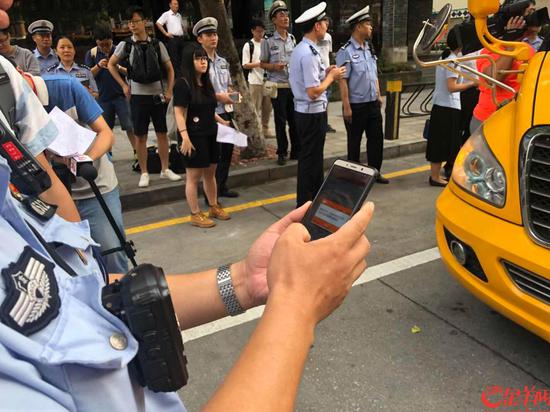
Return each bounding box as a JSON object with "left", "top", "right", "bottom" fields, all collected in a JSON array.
[{"left": 174, "top": 45, "right": 231, "bottom": 228}]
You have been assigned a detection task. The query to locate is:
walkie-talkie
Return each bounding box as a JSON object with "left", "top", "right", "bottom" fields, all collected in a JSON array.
[{"left": 0, "top": 117, "right": 52, "bottom": 196}]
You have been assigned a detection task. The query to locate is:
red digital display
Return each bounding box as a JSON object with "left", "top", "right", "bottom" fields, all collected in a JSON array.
[{"left": 1, "top": 142, "right": 23, "bottom": 161}]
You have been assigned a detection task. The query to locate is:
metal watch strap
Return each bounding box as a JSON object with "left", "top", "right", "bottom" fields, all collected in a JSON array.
[{"left": 216, "top": 264, "right": 245, "bottom": 316}]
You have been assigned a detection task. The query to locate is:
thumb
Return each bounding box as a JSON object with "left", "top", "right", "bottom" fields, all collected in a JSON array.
[{"left": 284, "top": 222, "right": 312, "bottom": 244}]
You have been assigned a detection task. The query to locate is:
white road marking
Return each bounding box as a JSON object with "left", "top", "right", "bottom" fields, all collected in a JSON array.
[{"left": 183, "top": 247, "right": 441, "bottom": 342}]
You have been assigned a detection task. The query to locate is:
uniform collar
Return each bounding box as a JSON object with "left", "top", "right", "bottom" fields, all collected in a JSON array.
[
  {"left": 34, "top": 48, "right": 56, "bottom": 59},
  {"left": 303, "top": 37, "right": 320, "bottom": 51},
  {"left": 350, "top": 36, "right": 366, "bottom": 50},
  {"left": 273, "top": 30, "right": 289, "bottom": 41},
  {"left": 57, "top": 62, "right": 78, "bottom": 72}
]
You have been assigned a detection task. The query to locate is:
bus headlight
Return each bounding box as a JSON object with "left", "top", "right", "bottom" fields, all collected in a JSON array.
[{"left": 452, "top": 127, "right": 506, "bottom": 207}]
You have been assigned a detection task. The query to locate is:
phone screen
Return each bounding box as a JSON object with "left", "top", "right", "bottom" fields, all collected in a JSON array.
[{"left": 302, "top": 162, "right": 376, "bottom": 240}]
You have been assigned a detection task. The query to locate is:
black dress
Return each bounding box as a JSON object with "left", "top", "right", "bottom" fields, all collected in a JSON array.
[{"left": 173, "top": 78, "right": 219, "bottom": 168}]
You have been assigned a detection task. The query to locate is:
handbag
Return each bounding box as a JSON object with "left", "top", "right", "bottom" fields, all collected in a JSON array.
[
  {"left": 263, "top": 80, "right": 278, "bottom": 98},
  {"left": 423, "top": 119, "right": 430, "bottom": 140}
]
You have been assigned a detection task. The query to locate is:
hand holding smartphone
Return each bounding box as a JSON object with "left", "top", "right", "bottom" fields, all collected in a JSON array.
[{"left": 301, "top": 160, "right": 377, "bottom": 240}]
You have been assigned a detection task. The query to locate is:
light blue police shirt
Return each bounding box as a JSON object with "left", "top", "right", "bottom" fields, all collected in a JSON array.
[
  {"left": 45, "top": 62, "right": 99, "bottom": 94},
  {"left": 335, "top": 37, "right": 378, "bottom": 104},
  {"left": 260, "top": 31, "right": 296, "bottom": 83},
  {"left": 33, "top": 48, "right": 59, "bottom": 74},
  {"left": 208, "top": 52, "right": 232, "bottom": 114},
  {"left": 0, "top": 157, "right": 187, "bottom": 411},
  {"left": 289, "top": 37, "right": 327, "bottom": 114}
]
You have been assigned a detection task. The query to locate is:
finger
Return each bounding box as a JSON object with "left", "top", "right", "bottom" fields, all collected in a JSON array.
[
  {"left": 347, "top": 234, "right": 371, "bottom": 267},
  {"left": 268, "top": 201, "right": 312, "bottom": 234},
  {"left": 331, "top": 202, "right": 375, "bottom": 247},
  {"left": 0, "top": 10, "right": 9, "bottom": 29},
  {"left": 349, "top": 259, "right": 367, "bottom": 285},
  {"left": 284, "top": 221, "right": 312, "bottom": 243}
]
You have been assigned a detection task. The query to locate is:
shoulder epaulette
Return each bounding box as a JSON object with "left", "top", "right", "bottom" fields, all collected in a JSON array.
[
  {"left": 266, "top": 32, "right": 274, "bottom": 38},
  {"left": 45, "top": 63, "right": 58, "bottom": 72},
  {"left": 340, "top": 40, "right": 352, "bottom": 50},
  {"left": 79, "top": 64, "right": 92, "bottom": 70},
  {"left": 308, "top": 44, "right": 318, "bottom": 55}
]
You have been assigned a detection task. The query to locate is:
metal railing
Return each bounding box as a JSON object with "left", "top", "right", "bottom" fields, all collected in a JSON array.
[{"left": 400, "top": 82, "right": 434, "bottom": 118}]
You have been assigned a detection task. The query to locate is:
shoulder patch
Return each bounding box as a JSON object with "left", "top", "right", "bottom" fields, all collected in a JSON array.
[
  {"left": 79, "top": 64, "right": 91, "bottom": 71},
  {"left": 340, "top": 40, "right": 352, "bottom": 50},
  {"left": 266, "top": 32, "right": 274, "bottom": 38},
  {"left": 0, "top": 246, "right": 60, "bottom": 336},
  {"left": 308, "top": 45, "right": 318, "bottom": 55},
  {"left": 45, "top": 63, "right": 58, "bottom": 72}
]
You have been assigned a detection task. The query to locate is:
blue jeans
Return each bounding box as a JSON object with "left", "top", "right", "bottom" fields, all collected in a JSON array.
[
  {"left": 99, "top": 96, "right": 134, "bottom": 131},
  {"left": 75, "top": 186, "right": 129, "bottom": 274}
]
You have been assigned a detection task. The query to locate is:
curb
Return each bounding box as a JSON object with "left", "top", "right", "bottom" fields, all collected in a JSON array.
[{"left": 120, "top": 139, "right": 426, "bottom": 211}]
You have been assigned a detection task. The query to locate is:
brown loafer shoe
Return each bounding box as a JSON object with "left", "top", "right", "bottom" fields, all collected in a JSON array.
[
  {"left": 209, "top": 204, "right": 231, "bottom": 220},
  {"left": 191, "top": 212, "right": 216, "bottom": 228}
]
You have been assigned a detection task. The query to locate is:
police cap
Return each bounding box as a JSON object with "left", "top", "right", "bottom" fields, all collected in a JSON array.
[
  {"left": 192, "top": 17, "right": 218, "bottom": 37},
  {"left": 28, "top": 20, "right": 54, "bottom": 35},
  {"left": 269, "top": 1, "right": 289, "bottom": 20},
  {"left": 295, "top": 2, "right": 328, "bottom": 25},
  {"left": 345, "top": 5, "right": 372, "bottom": 25}
]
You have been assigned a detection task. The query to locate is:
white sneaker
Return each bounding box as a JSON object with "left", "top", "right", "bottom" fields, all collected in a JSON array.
[
  {"left": 138, "top": 173, "right": 150, "bottom": 188},
  {"left": 160, "top": 169, "right": 182, "bottom": 181}
]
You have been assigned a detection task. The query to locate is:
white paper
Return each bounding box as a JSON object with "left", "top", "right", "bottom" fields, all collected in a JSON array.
[
  {"left": 216, "top": 124, "right": 248, "bottom": 147},
  {"left": 47, "top": 107, "right": 96, "bottom": 157}
]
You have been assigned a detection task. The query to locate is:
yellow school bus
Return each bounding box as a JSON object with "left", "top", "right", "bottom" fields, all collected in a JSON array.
[{"left": 427, "top": 0, "right": 550, "bottom": 341}]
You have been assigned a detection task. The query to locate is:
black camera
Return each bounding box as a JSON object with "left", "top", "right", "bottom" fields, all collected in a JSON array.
[
  {"left": 102, "top": 263, "right": 189, "bottom": 393},
  {"left": 153, "top": 93, "right": 166, "bottom": 105}
]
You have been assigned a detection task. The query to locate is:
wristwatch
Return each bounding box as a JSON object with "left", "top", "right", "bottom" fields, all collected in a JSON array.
[{"left": 216, "top": 264, "right": 245, "bottom": 316}]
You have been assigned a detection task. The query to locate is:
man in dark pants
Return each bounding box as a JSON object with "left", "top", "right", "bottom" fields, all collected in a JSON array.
[
  {"left": 290, "top": 3, "right": 345, "bottom": 207},
  {"left": 336, "top": 6, "right": 389, "bottom": 184},
  {"left": 195, "top": 17, "right": 239, "bottom": 198},
  {"left": 156, "top": 0, "right": 188, "bottom": 78},
  {"left": 260, "top": 1, "right": 299, "bottom": 166}
]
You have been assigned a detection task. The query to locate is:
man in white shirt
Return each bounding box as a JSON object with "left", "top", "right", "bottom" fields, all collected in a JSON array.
[
  {"left": 318, "top": 31, "right": 336, "bottom": 133},
  {"left": 242, "top": 20, "right": 274, "bottom": 139},
  {"left": 156, "top": 0, "right": 187, "bottom": 78}
]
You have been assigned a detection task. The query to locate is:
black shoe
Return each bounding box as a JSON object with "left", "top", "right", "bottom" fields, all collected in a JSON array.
[
  {"left": 219, "top": 188, "right": 239, "bottom": 198},
  {"left": 327, "top": 124, "right": 336, "bottom": 133},
  {"left": 277, "top": 155, "right": 287, "bottom": 166},
  {"left": 429, "top": 177, "right": 448, "bottom": 187},
  {"left": 376, "top": 175, "right": 390, "bottom": 184}
]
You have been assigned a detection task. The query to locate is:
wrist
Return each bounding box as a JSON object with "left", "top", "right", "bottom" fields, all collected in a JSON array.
[
  {"left": 265, "top": 293, "right": 317, "bottom": 335},
  {"left": 231, "top": 260, "right": 255, "bottom": 310}
]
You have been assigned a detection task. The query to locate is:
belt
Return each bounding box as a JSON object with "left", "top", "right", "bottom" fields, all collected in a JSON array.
[
  {"left": 276, "top": 82, "right": 290, "bottom": 89},
  {"left": 294, "top": 101, "right": 327, "bottom": 114}
]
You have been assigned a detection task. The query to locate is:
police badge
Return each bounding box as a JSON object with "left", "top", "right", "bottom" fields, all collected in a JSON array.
[{"left": 0, "top": 246, "right": 60, "bottom": 336}]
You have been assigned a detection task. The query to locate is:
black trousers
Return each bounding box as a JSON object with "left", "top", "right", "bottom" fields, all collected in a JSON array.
[
  {"left": 216, "top": 112, "right": 234, "bottom": 192},
  {"left": 167, "top": 36, "right": 185, "bottom": 78},
  {"left": 295, "top": 111, "right": 327, "bottom": 207},
  {"left": 271, "top": 88, "right": 300, "bottom": 157},
  {"left": 344, "top": 101, "right": 384, "bottom": 171}
]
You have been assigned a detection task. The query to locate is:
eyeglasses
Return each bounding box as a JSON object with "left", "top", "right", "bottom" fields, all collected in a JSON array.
[
  {"left": 194, "top": 56, "right": 208, "bottom": 62},
  {"left": 128, "top": 19, "right": 143, "bottom": 26}
]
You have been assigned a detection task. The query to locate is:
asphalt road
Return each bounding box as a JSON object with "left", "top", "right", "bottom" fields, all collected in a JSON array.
[{"left": 123, "top": 153, "right": 550, "bottom": 412}]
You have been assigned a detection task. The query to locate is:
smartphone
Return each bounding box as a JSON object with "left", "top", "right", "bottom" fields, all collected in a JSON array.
[
  {"left": 301, "top": 160, "right": 378, "bottom": 240},
  {"left": 81, "top": 79, "right": 90, "bottom": 88},
  {"left": 229, "top": 92, "right": 241, "bottom": 103}
]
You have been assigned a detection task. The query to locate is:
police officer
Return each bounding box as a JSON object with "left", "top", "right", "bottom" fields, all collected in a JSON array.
[
  {"left": 336, "top": 6, "right": 389, "bottom": 184},
  {"left": 28, "top": 19, "right": 59, "bottom": 74},
  {"left": 194, "top": 17, "right": 239, "bottom": 198},
  {"left": 260, "top": 1, "right": 299, "bottom": 166},
  {"left": 0, "top": 140, "right": 374, "bottom": 411},
  {"left": 289, "top": 2, "right": 345, "bottom": 207},
  {"left": 45, "top": 36, "right": 99, "bottom": 98}
]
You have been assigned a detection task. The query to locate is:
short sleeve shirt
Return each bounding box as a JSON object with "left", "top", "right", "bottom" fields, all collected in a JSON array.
[
  {"left": 289, "top": 38, "right": 327, "bottom": 114},
  {"left": 33, "top": 48, "right": 59, "bottom": 74},
  {"left": 157, "top": 11, "right": 184, "bottom": 36},
  {"left": 45, "top": 62, "right": 99, "bottom": 94},
  {"left": 0, "top": 56, "right": 58, "bottom": 157},
  {"left": 42, "top": 75, "right": 118, "bottom": 200},
  {"left": 473, "top": 46, "right": 535, "bottom": 121},
  {"left": 336, "top": 37, "right": 378, "bottom": 104},
  {"left": 242, "top": 39, "right": 265, "bottom": 85},
  {"left": 208, "top": 52, "right": 232, "bottom": 114},
  {"left": 260, "top": 31, "right": 295, "bottom": 83},
  {"left": 432, "top": 52, "right": 461, "bottom": 110},
  {"left": 173, "top": 78, "right": 218, "bottom": 138},
  {"left": 7, "top": 46, "right": 41, "bottom": 76},
  {"left": 0, "top": 156, "right": 187, "bottom": 412},
  {"left": 113, "top": 37, "right": 170, "bottom": 95},
  {"left": 84, "top": 46, "right": 126, "bottom": 102}
]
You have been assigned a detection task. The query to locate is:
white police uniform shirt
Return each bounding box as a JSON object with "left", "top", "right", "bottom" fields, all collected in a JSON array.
[
  {"left": 0, "top": 157, "right": 187, "bottom": 411},
  {"left": 289, "top": 37, "right": 327, "bottom": 114},
  {"left": 432, "top": 52, "right": 461, "bottom": 110},
  {"left": 260, "top": 31, "right": 295, "bottom": 83},
  {"left": 335, "top": 37, "right": 378, "bottom": 104},
  {"left": 208, "top": 52, "right": 232, "bottom": 114},
  {"left": 45, "top": 62, "right": 99, "bottom": 94}
]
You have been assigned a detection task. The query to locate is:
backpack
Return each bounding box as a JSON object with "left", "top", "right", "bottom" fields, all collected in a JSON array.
[
  {"left": 242, "top": 40, "right": 254, "bottom": 79},
  {"left": 124, "top": 37, "right": 163, "bottom": 84}
]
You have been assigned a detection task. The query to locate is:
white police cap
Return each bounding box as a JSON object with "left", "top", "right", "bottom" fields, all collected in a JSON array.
[
  {"left": 345, "top": 5, "right": 371, "bottom": 25},
  {"left": 295, "top": 2, "right": 327, "bottom": 25},
  {"left": 28, "top": 19, "right": 54, "bottom": 35},
  {"left": 192, "top": 17, "right": 218, "bottom": 37},
  {"left": 269, "top": 1, "right": 289, "bottom": 19}
]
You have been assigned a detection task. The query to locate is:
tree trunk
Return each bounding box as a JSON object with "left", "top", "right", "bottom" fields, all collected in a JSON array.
[{"left": 198, "top": 0, "right": 267, "bottom": 158}]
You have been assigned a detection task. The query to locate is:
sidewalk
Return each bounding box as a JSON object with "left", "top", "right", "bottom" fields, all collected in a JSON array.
[{"left": 112, "top": 100, "right": 428, "bottom": 211}]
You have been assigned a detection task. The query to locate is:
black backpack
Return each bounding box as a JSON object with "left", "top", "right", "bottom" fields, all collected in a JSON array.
[
  {"left": 124, "top": 37, "right": 163, "bottom": 84},
  {"left": 242, "top": 40, "right": 254, "bottom": 79}
]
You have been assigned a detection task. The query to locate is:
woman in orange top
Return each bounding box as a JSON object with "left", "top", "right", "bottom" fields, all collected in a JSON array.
[{"left": 471, "top": 16, "right": 535, "bottom": 132}]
